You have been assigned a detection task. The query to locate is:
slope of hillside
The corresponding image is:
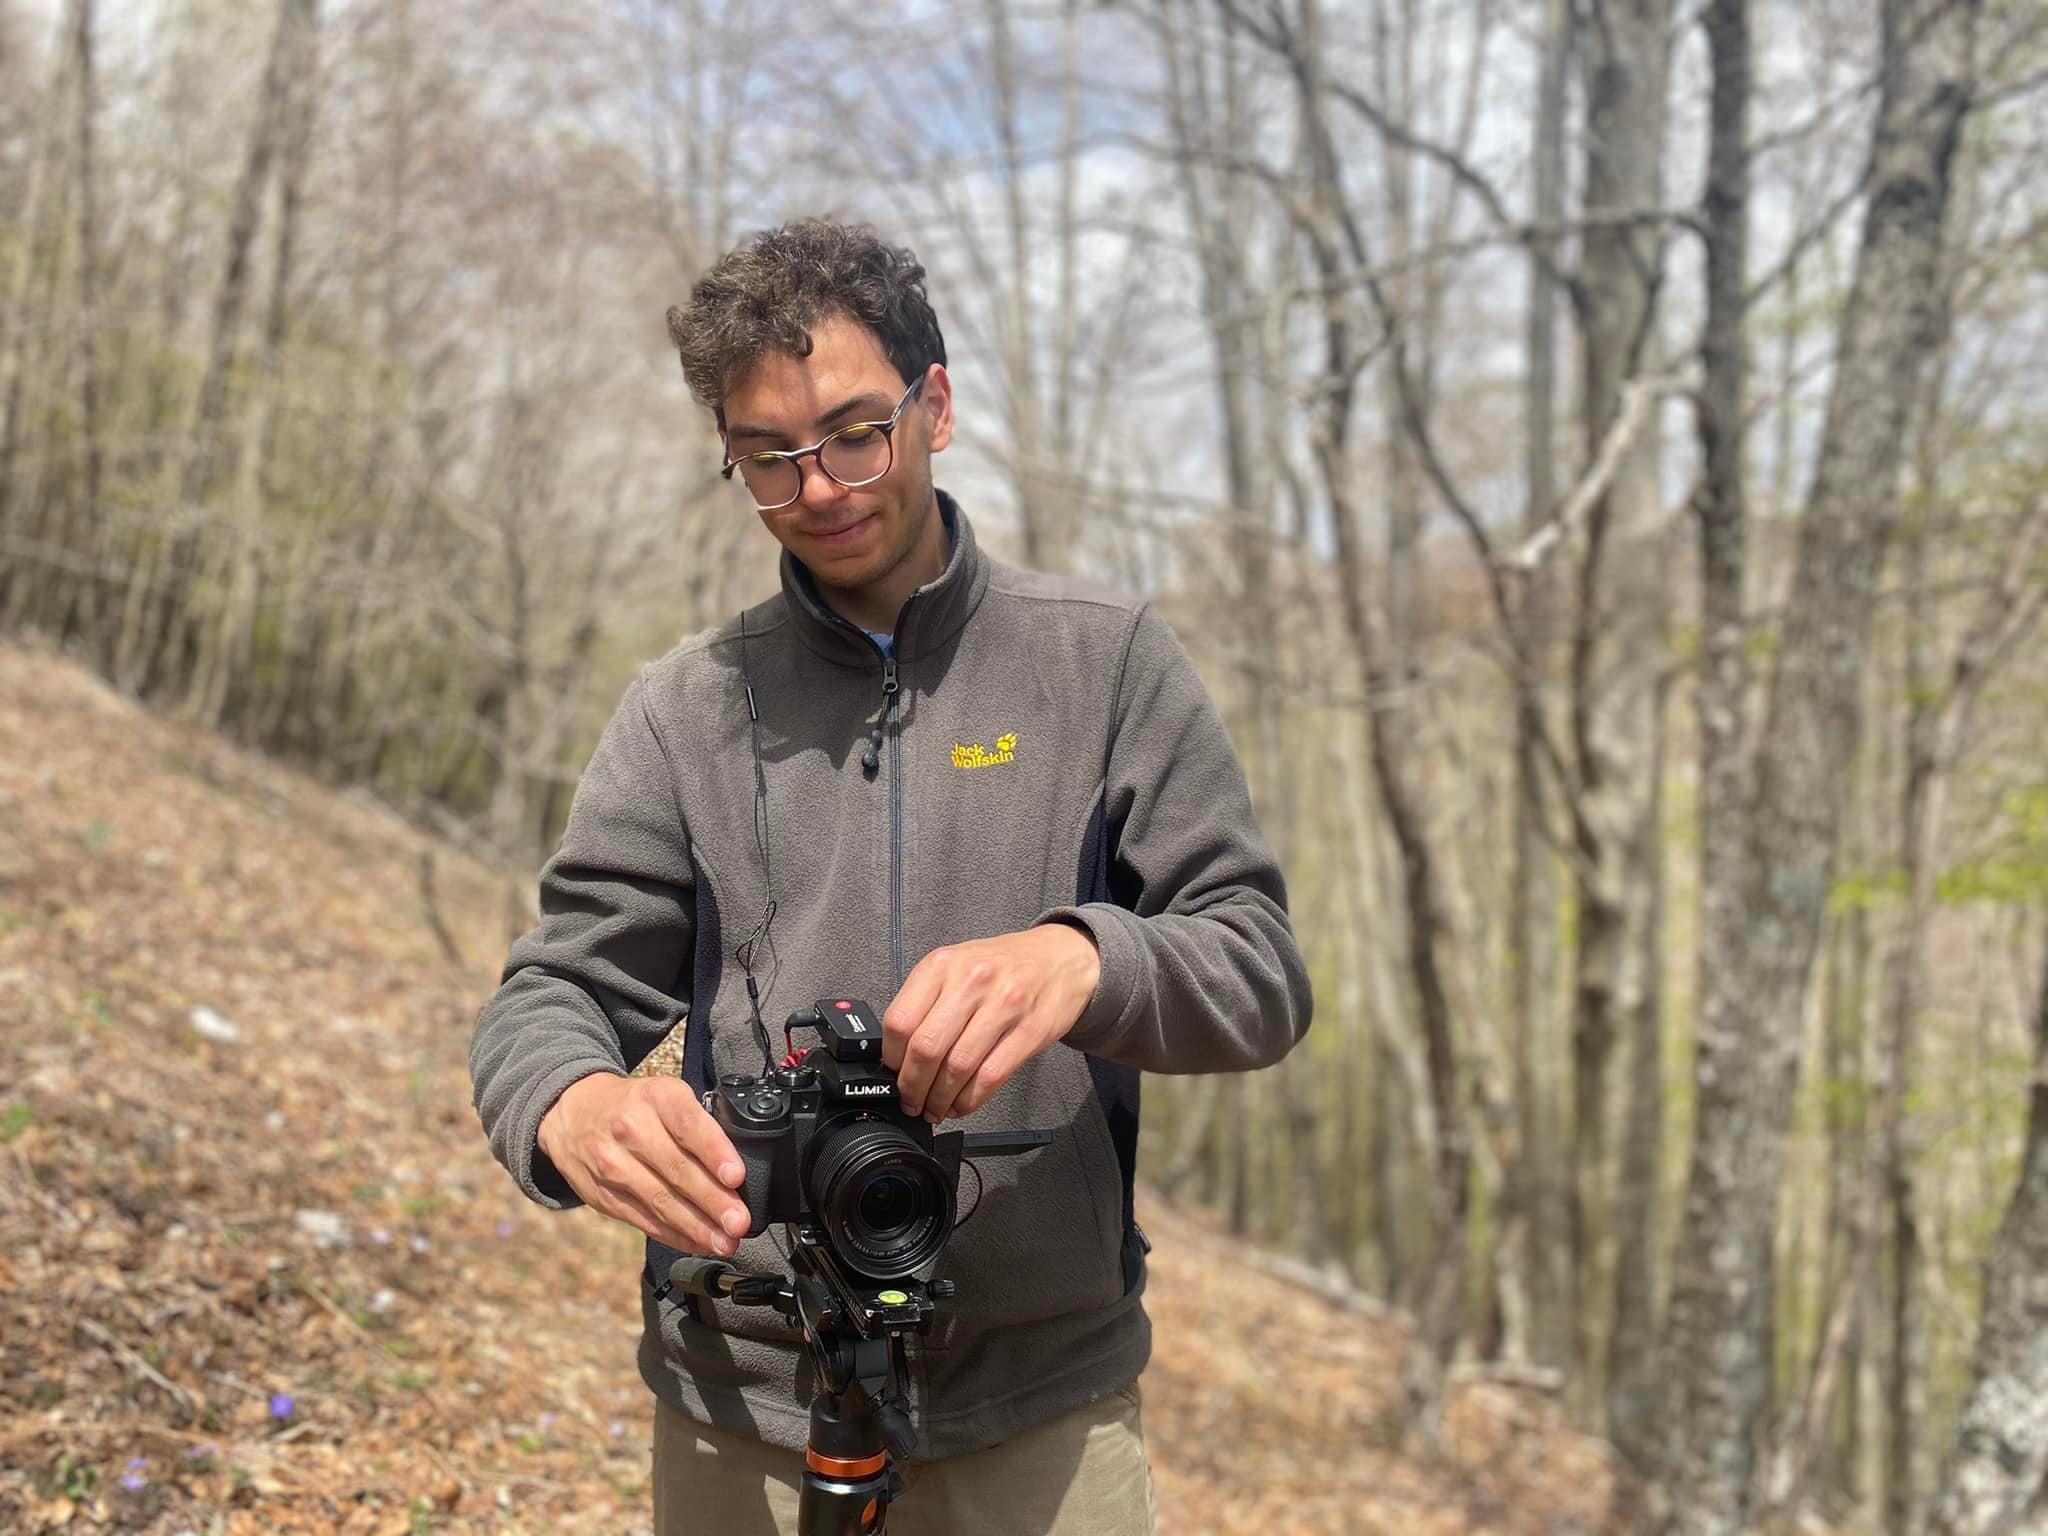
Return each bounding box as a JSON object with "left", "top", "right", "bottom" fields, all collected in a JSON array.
[{"left": 0, "top": 643, "right": 1633, "bottom": 1534}]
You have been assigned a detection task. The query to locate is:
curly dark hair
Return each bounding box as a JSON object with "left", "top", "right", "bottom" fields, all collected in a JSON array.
[{"left": 666, "top": 221, "right": 947, "bottom": 419}]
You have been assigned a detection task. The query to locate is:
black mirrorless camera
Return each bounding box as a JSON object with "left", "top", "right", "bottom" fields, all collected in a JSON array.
[
  {"left": 706, "top": 998, "right": 969, "bottom": 1283},
  {"left": 682, "top": 998, "right": 1050, "bottom": 1529}
]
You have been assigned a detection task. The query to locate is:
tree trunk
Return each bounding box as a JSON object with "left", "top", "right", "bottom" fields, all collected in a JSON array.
[
  {"left": 1567, "top": 0, "right": 1671, "bottom": 1433},
  {"left": 1657, "top": 0, "right": 1978, "bottom": 1526},
  {"left": 1926, "top": 940, "right": 2048, "bottom": 1536},
  {"left": 59, "top": 0, "right": 103, "bottom": 646},
  {"left": 197, "top": 0, "right": 320, "bottom": 731},
  {"left": 1510, "top": 0, "right": 1574, "bottom": 1375},
  {"left": 116, "top": 0, "right": 312, "bottom": 694},
  {"left": 1608, "top": 664, "right": 1670, "bottom": 1457},
  {"left": 0, "top": 6, "right": 69, "bottom": 627}
]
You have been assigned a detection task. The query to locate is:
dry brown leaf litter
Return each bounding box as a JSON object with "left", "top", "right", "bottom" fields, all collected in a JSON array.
[{"left": 0, "top": 642, "right": 1636, "bottom": 1534}]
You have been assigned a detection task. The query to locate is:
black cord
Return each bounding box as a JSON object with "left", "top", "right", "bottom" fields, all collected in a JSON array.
[
  {"left": 735, "top": 610, "right": 780, "bottom": 1076},
  {"left": 950, "top": 1158, "right": 986, "bottom": 1233}
]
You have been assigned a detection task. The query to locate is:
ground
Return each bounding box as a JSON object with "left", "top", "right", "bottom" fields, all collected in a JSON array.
[{"left": 0, "top": 642, "right": 1634, "bottom": 1534}]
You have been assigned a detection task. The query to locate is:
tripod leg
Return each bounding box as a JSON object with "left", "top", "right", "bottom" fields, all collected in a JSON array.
[{"left": 799, "top": 1450, "right": 892, "bottom": 1534}]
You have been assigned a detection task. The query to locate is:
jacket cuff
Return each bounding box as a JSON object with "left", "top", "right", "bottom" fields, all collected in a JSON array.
[
  {"left": 507, "top": 1057, "right": 623, "bottom": 1210},
  {"left": 1037, "top": 905, "right": 1144, "bottom": 1055}
]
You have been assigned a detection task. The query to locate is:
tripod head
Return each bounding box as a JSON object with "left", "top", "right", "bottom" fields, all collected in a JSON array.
[{"left": 668, "top": 1226, "right": 925, "bottom": 1533}]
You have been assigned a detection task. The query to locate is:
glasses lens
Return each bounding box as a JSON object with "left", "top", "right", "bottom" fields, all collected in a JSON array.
[
  {"left": 735, "top": 454, "right": 800, "bottom": 508},
  {"left": 820, "top": 425, "right": 892, "bottom": 488}
]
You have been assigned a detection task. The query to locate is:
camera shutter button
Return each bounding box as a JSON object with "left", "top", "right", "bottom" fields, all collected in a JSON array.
[{"left": 748, "top": 1090, "right": 783, "bottom": 1118}]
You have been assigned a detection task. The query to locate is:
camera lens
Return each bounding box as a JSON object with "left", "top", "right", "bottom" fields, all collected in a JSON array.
[
  {"left": 807, "top": 1121, "right": 955, "bottom": 1280},
  {"left": 860, "top": 1172, "right": 918, "bottom": 1232}
]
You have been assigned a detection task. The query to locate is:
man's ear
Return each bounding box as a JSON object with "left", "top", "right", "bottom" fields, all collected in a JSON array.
[{"left": 923, "top": 364, "right": 954, "bottom": 455}]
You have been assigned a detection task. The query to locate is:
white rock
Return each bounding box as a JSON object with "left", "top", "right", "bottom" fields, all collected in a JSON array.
[
  {"left": 292, "top": 1210, "right": 350, "bottom": 1248},
  {"left": 189, "top": 1007, "right": 240, "bottom": 1043}
]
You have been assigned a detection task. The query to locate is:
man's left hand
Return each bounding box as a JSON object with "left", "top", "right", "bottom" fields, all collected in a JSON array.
[{"left": 882, "top": 924, "right": 1101, "bottom": 1123}]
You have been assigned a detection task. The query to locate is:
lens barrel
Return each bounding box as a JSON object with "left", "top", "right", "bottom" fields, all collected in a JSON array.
[{"left": 807, "top": 1119, "right": 954, "bottom": 1280}]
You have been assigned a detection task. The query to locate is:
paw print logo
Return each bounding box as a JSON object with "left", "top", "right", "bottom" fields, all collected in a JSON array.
[{"left": 996, "top": 732, "right": 1018, "bottom": 754}]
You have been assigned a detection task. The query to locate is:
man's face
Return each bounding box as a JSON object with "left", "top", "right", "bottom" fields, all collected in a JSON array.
[{"left": 719, "top": 314, "right": 953, "bottom": 606}]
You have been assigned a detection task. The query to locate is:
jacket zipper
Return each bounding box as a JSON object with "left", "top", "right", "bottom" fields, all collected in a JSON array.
[
  {"left": 852, "top": 631, "right": 907, "bottom": 988},
  {"left": 880, "top": 653, "right": 904, "bottom": 988}
]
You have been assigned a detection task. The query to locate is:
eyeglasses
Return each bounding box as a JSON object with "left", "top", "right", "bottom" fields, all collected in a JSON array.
[{"left": 721, "top": 376, "right": 926, "bottom": 511}]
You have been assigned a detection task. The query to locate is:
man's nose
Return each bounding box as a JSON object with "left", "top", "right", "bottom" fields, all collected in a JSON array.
[{"left": 797, "top": 454, "right": 846, "bottom": 512}]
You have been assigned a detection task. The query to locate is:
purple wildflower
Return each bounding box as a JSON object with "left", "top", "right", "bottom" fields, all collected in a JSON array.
[
  {"left": 120, "top": 1457, "right": 149, "bottom": 1491},
  {"left": 268, "top": 1392, "right": 295, "bottom": 1420},
  {"left": 186, "top": 1443, "right": 220, "bottom": 1460},
  {"left": 408, "top": 1233, "right": 430, "bottom": 1255},
  {"left": 495, "top": 1220, "right": 514, "bottom": 1238},
  {"left": 370, "top": 1226, "right": 392, "bottom": 1245}
]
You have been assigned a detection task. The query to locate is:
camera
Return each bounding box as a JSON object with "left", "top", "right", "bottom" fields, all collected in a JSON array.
[
  {"left": 706, "top": 998, "right": 957, "bottom": 1282},
  {"left": 675, "top": 998, "right": 1052, "bottom": 1522}
]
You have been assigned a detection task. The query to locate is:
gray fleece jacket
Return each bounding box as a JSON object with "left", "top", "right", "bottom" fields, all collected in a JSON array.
[{"left": 469, "top": 495, "right": 1312, "bottom": 1459}]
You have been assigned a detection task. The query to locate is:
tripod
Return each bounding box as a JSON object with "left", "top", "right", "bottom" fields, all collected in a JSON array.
[
  {"left": 668, "top": 1231, "right": 937, "bottom": 1534},
  {"left": 659, "top": 1124, "right": 1048, "bottom": 1530}
]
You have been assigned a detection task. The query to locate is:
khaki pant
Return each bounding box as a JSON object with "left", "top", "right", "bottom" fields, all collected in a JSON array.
[{"left": 652, "top": 1386, "right": 1159, "bottom": 1535}]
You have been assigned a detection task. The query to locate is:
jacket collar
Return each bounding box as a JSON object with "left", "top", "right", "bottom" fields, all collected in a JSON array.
[{"left": 779, "top": 490, "right": 990, "bottom": 667}]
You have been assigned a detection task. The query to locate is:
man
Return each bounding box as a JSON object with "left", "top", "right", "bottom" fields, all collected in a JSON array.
[{"left": 469, "top": 220, "right": 1312, "bottom": 1534}]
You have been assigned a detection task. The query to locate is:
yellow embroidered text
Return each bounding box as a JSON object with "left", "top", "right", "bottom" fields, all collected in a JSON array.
[{"left": 951, "top": 731, "right": 1019, "bottom": 769}]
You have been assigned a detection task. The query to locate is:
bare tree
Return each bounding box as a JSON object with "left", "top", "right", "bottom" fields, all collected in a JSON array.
[
  {"left": 1657, "top": 0, "right": 1982, "bottom": 1527},
  {"left": 1928, "top": 922, "right": 2048, "bottom": 1535},
  {"left": 1507, "top": 0, "right": 1574, "bottom": 1375},
  {"left": 112, "top": 0, "right": 316, "bottom": 694},
  {"left": 1567, "top": 0, "right": 1672, "bottom": 1444}
]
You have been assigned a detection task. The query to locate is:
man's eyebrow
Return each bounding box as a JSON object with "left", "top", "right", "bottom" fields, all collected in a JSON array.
[
  {"left": 817, "top": 390, "right": 896, "bottom": 425},
  {"left": 724, "top": 391, "right": 897, "bottom": 447}
]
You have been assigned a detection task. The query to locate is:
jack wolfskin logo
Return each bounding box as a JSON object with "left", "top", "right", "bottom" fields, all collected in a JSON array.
[{"left": 951, "top": 731, "right": 1018, "bottom": 769}]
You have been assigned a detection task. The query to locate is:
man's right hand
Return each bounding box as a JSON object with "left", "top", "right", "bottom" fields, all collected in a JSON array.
[{"left": 536, "top": 1073, "right": 753, "bottom": 1257}]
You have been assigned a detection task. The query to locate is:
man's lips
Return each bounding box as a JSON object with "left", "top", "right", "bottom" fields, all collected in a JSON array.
[{"left": 803, "top": 514, "right": 876, "bottom": 545}]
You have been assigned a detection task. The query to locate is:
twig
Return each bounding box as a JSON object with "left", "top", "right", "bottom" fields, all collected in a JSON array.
[
  {"left": 75, "top": 1316, "right": 199, "bottom": 1414},
  {"left": 418, "top": 848, "right": 469, "bottom": 970},
  {"left": 1447, "top": 1361, "right": 1568, "bottom": 1395}
]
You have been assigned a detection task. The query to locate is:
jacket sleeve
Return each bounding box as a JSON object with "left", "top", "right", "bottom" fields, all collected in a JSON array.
[
  {"left": 1040, "top": 604, "right": 1312, "bottom": 1073},
  {"left": 469, "top": 670, "right": 695, "bottom": 1208}
]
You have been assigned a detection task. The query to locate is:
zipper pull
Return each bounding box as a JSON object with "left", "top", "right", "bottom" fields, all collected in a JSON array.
[{"left": 862, "top": 656, "right": 900, "bottom": 777}]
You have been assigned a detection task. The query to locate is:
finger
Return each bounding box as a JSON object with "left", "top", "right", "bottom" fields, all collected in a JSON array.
[
  {"left": 590, "top": 1127, "right": 745, "bottom": 1254},
  {"left": 894, "top": 983, "right": 978, "bottom": 1117},
  {"left": 921, "top": 1001, "right": 1015, "bottom": 1123},
  {"left": 882, "top": 951, "right": 951, "bottom": 1071},
  {"left": 653, "top": 1167, "right": 751, "bottom": 1252},
  {"left": 640, "top": 1137, "right": 754, "bottom": 1244},
  {"left": 622, "top": 1097, "right": 761, "bottom": 1236},
  {"left": 611, "top": 1180, "right": 737, "bottom": 1258},
  {"left": 950, "top": 1021, "right": 1047, "bottom": 1119},
  {"left": 644, "top": 1078, "right": 747, "bottom": 1188}
]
